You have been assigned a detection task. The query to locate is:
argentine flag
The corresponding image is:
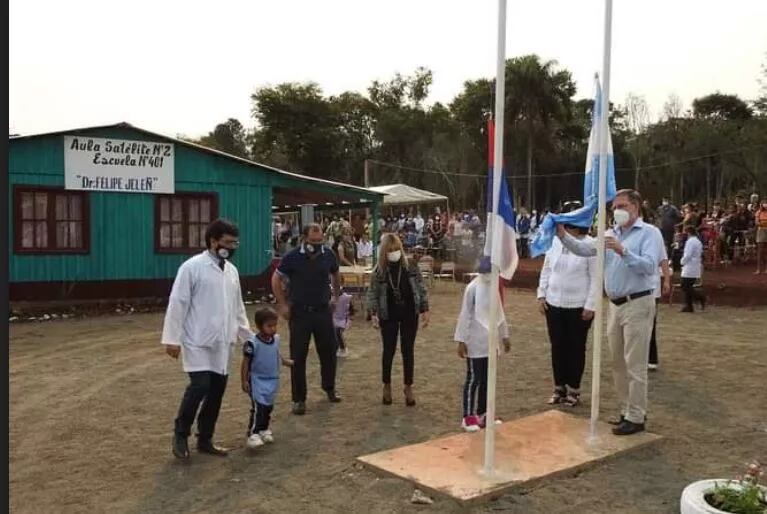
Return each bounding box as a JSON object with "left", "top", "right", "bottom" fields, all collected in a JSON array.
[
  {"left": 484, "top": 119, "right": 519, "bottom": 281},
  {"left": 529, "top": 75, "right": 617, "bottom": 258}
]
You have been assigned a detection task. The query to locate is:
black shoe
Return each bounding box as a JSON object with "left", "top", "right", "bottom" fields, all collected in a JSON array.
[
  {"left": 611, "top": 420, "right": 646, "bottom": 436},
  {"left": 609, "top": 414, "right": 647, "bottom": 425},
  {"left": 326, "top": 390, "right": 342, "bottom": 403},
  {"left": 292, "top": 401, "right": 306, "bottom": 415},
  {"left": 196, "top": 439, "right": 229, "bottom": 456},
  {"left": 680, "top": 306, "right": 694, "bottom": 313},
  {"left": 608, "top": 415, "right": 625, "bottom": 426},
  {"left": 172, "top": 434, "right": 190, "bottom": 460},
  {"left": 699, "top": 296, "right": 706, "bottom": 311}
]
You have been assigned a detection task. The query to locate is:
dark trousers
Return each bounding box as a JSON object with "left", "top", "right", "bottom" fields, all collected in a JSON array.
[
  {"left": 174, "top": 371, "right": 228, "bottom": 440},
  {"left": 248, "top": 401, "right": 274, "bottom": 434},
  {"left": 463, "top": 357, "right": 488, "bottom": 417},
  {"left": 544, "top": 305, "right": 593, "bottom": 390},
  {"left": 335, "top": 327, "right": 346, "bottom": 350},
  {"left": 289, "top": 307, "right": 337, "bottom": 402},
  {"left": 380, "top": 314, "right": 418, "bottom": 385},
  {"left": 649, "top": 300, "right": 659, "bottom": 365},
  {"left": 682, "top": 277, "right": 705, "bottom": 310}
]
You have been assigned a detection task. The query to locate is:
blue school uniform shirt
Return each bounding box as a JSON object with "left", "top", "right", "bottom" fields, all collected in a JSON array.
[{"left": 243, "top": 334, "right": 281, "bottom": 406}]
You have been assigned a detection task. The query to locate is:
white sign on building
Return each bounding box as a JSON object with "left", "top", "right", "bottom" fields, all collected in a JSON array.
[{"left": 64, "top": 136, "right": 175, "bottom": 194}]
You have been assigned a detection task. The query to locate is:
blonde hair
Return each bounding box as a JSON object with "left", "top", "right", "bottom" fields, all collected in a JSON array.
[{"left": 375, "top": 233, "right": 408, "bottom": 274}]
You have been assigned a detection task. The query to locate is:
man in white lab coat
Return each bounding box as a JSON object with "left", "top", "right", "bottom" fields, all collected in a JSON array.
[{"left": 162, "top": 218, "right": 253, "bottom": 460}]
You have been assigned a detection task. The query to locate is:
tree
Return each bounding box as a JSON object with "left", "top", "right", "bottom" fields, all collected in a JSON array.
[
  {"left": 198, "top": 118, "right": 249, "bottom": 158},
  {"left": 505, "top": 55, "right": 576, "bottom": 209},
  {"left": 250, "top": 83, "right": 341, "bottom": 179},
  {"left": 662, "top": 94, "right": 685, "bottom": 120},
  {"left": 692, "top": 93, "right": 753, "bottom": 121}
]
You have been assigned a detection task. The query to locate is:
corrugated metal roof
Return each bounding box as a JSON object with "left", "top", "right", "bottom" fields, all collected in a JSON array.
[{"left": 10, "top": 122, "right": 384, "bottom": 199}]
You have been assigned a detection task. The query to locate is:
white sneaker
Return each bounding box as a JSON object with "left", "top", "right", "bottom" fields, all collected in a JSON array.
[
  {"left": 258, "top": 429, "right": 274, "bottom": 443},
  {"left": 337, "top": 348, "right": 348, "bottom": 358},
  {"left": 648, "top": 363, "right": 659, "bottom": 371},
  {"left": 461, "top": 415, "right": 481, "bottom": 433},
  {"left": 246, "top": 433, "right": 264, "bottom": 449}
]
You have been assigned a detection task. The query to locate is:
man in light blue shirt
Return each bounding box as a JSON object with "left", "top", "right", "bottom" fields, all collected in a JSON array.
[{"left": 557, "top": 189, "right": 664, "bottom": 436}]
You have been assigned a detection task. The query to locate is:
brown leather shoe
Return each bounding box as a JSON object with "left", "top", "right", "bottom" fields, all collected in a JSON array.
[
  {"left": 382, "top": 384, "right": 392, "bottom": 405},
  {"left": 404, "top": 385, "right": 416, "bottom": 407},
  {"left": 197, "top": 439, "right": 229, "bottom": 456}
]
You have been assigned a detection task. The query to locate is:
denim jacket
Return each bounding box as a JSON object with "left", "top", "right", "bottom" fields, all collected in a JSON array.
[{"left": 366, "top": 262, "right": 429, "bottom": 321}]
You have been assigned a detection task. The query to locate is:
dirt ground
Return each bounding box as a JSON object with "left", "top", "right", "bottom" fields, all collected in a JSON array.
[{"left": 9, "top": 284, "right": 767, "bottom": 514}]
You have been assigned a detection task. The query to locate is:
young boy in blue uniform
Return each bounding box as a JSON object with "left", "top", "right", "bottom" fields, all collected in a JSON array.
[{"left": 241, "top": 307, "right": 293, "bottom": 449}]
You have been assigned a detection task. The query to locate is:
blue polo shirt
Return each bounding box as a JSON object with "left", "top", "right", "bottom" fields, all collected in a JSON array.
[{"left": 277, "top": 245, "right": 339, "bottom": 307}]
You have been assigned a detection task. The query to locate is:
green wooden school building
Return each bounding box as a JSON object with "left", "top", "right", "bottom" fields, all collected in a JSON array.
[{"left": 8, "top": 123, "right": 382, "bottom": 301}]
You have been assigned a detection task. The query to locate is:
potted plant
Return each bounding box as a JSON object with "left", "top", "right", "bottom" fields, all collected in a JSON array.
[{"left": 681, "top": 461, "right": 766, "bottom": 514}]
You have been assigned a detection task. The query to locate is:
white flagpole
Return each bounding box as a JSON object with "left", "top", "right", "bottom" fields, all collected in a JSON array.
[
  {"left": 484, "top": 0, "right": 507, "bottom": 476},
  {"left": 590, "top": 0, "right": 613, "bottom": 439}
]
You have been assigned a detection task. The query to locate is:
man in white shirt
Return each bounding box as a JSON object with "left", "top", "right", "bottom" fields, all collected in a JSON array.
[
  {"left": 537, "top": 223, "right": 599, "bottom": 407},
  {"left": 414, "top": 213, "right": 425, "bottom": 235},
  {"left": 680, "top": 225, "right": 706, "bottom": 312},
  {"left": 162, "top": 219, "right": 253, "bottom": 460},
  {"left": 356, "top": 234, "right": 374, "bottom": 265}
]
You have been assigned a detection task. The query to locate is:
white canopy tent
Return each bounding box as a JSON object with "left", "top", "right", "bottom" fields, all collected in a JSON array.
[{"left": 368, "top": 184, "right": 449, "bottom": 213}]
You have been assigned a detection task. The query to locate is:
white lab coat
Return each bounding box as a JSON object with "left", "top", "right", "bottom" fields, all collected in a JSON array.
[
  {"left": 161, "top": 251, "right": 253, "bottom": 375},
  {"left": 681, "top": 236, "right": 703, "bottom": 279},
  {"left": 454, "top": 277, "right": 510, "bottom": 358}
]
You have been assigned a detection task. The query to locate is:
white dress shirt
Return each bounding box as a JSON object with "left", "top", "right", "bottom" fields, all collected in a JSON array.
[
  {"left": 454, "top": 278, "right": 510, "bottom": 358},
  {"left": 537, "top": 237, "right": 599, "bottom": 311},
  {"left": 653, "top": 244, "right": 669, "bottom": 298},
  {"left": 681, "top": 235, "right": 703, "bottom": 278},
  {"left": 161, "top": 251, "right": 253, "bottom": 375},
  {"left": 356, "top": 240, "right": 373, "bottom": 259}
]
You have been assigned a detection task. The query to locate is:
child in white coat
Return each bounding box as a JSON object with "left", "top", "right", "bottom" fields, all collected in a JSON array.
[{"left": 454, "top": 257, "right": 511, "bottom": 432}]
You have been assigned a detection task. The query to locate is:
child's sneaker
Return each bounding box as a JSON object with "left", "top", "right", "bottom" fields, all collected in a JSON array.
[
  {"left": 246, "top": 433, "right": 264, "bottom": 449},
  {"left": 258, "top": 429, "right": 274, "bottom": 443},
  {"left": 461, "top": 415, "right": 481, "bottom": 432}
]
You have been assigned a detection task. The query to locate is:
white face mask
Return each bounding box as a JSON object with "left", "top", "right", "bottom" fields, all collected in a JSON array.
[
  {"left": 613, "top": 209, "right": 631, "bottom": 227},
  {"left": 387, "top": 250, "right": 402, "bottom": 263}
]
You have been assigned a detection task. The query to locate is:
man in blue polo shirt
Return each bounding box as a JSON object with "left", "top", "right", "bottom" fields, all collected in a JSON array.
[
  {"left": 557, "top": 189, "right": 664, "bottom": 436},
  {"left": 272, "top": 223, "right": 342, "bottom": 415}
]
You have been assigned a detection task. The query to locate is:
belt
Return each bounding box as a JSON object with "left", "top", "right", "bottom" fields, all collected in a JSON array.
[
  {"left": 293, "top": 304, "right": 329, "bottom": 313},
  {"left": 610, "top": 290, "right": 653, "bottom": 306}
]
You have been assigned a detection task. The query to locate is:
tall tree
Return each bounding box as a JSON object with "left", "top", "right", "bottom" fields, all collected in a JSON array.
[
  {"left": 692, "top": 93, "right": 753, "bottom": 121},
  {"left": 198, "top": 118, "right": 249, "bottom": 158}
]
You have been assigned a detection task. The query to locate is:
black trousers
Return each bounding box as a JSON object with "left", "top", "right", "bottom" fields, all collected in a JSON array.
[
  {"left": 380, "top": 314, "right": 418, "bottom": 385},
  {"left": 335, "top": 327, "right": 346, "bottom": 350},
  {"left": 463, "top": 357, "right": 488, "bottom": 417},
  {"left": 174, "top": 371, "right": 228, "bottom": 440},
  {"left": 649, "top": 300, "right": 659, "bottom": 365},
  {"left": 248, "top": 401, "right": 274, "bottom": 434},
  {"left": 289, "top": 307, "right": 337, "bottom": 402},
  {"left": 544, "top": 305, "right": 593, "bottom": 390},
  {"left": 682, "top": 277, "right": 705, "bottom": 310}
]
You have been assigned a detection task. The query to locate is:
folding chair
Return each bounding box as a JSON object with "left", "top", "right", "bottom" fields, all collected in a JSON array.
[
  {"left": 417, "top": 258, "right": 435, "bottom": 288},
  {"left": 435, "top": 261, "right": 456, "bottom": 282}
]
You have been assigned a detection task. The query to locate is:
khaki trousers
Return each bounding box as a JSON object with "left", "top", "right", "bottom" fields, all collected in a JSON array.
[{"left": 607, "top": 294, "right": 655, "bottom": 424}]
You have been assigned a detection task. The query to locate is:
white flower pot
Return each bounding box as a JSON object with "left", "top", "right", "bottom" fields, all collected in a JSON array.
[{"left": 680, "top": 479, "right": 767, "bottom": 514}]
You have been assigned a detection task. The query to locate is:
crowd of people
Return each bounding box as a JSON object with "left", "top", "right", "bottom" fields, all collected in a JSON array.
[
  {"left": 160, "top": 188, "right": 765, "bottom": 460},
  {"left": 650, "top": 192, "right": 766, "bottom": 274}
]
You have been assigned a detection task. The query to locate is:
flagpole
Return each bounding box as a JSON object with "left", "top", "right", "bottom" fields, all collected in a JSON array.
[
  {"left": 590, "top": 0, "right": 613, "bottom": 439},
  {"left": 484, "top": 0, "right": 507, "bottom": 476}
]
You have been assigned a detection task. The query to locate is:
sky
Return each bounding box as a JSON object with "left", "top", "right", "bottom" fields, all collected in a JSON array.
[{"left": 9, "top": 0, "right": 767, "bottom": 138}]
